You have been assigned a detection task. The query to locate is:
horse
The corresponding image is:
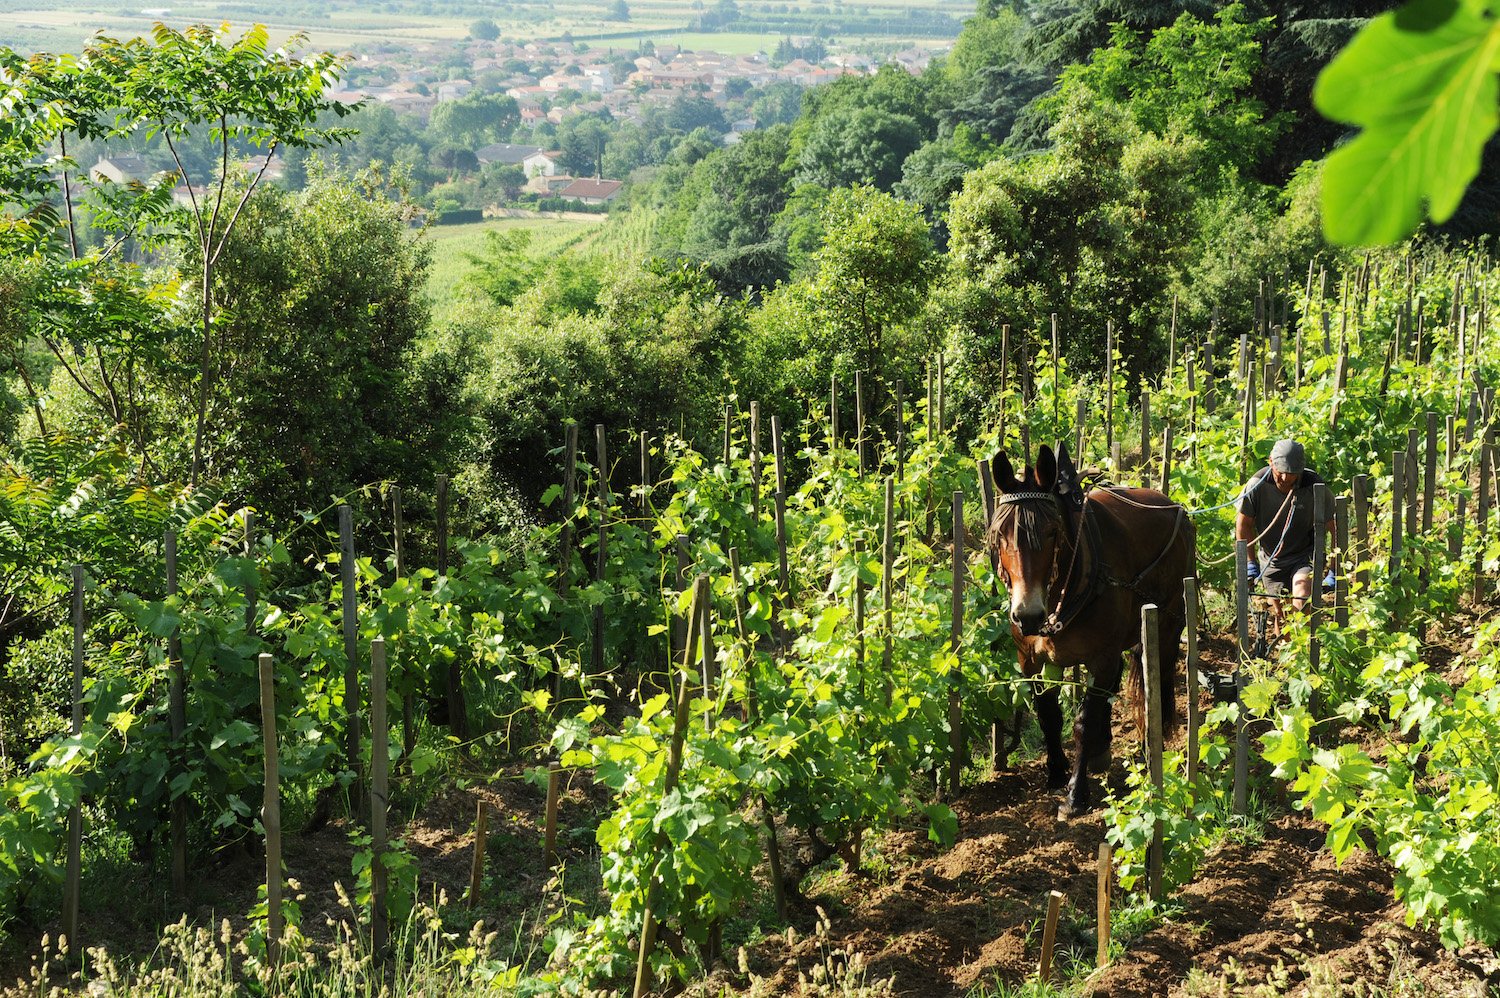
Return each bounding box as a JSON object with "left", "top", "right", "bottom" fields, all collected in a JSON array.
[{"left": 985, "top": 442, "right": 1194, "bottom": 818}]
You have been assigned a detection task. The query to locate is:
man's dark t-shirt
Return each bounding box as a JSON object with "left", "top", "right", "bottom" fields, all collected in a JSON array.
[{"left": 1236, "top": 467, "right": 1326, "bottom": 572}]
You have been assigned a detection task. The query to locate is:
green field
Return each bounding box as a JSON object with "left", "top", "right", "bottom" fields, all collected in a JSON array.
[
  {"left": 424, "top": 215, "right": 608, "bottom": 309},
  {"left": 0, "top": 6, "right": 472, "bottom": 53},
  {"left": 0, "top": 0, "right": 964, "bottom": 53}
]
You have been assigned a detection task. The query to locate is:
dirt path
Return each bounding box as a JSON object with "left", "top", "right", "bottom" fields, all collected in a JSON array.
[{"left": 741, "top": 755, "right": 1489, "bottom": 997}]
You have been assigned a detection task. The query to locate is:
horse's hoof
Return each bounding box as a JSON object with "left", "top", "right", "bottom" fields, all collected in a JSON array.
[
  {"left": 1057, "top": 800, "right": 1093, "bottom": 820},
  {"left": 1046, "top": 769, "right": 1069, "bottom": 791}
]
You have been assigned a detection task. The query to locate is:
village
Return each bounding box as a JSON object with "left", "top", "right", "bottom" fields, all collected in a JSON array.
[{"left": 322, "top": 32, "right": 951, "bottom": 208}]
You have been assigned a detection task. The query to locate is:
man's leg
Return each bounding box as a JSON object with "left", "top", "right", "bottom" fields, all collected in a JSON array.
[{"left": 1290, "top": 566, "right": 1313, "bottom": 612}]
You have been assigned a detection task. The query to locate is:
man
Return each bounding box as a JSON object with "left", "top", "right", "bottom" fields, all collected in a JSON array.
[{"left": 1236, "top": 438, "right": 1335, "bottom": 611}]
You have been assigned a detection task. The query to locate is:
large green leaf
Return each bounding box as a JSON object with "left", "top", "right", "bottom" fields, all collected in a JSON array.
[{"left": 1315, "top": 0, "right": 1500, "bottom": 244}]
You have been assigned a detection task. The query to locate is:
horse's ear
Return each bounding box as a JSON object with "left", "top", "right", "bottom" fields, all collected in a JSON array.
[
  {"left": 1055, "top": 441, "right": 1081, "bottom": 500},
  {"left": 992, "top": 452, "right": 1022, "bottom": 492},
  {"left": 1035, "top": 444, "right": 1057, "bottom": 491}
]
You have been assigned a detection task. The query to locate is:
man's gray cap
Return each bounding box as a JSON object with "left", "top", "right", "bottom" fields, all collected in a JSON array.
[{"left": 1270, "top": 439, "right": 1305, "bottom": 473}]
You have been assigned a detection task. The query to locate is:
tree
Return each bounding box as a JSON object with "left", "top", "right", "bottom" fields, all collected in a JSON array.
[
  {"left": 0, "top": 25, "right": 356, "bottom": 484},
  {"left": 1049, "top": 5, "right": 1283, "bottom": 182},
  {"left": 665, "top": 93, "right": 729, "bottom": 134},
  {"left": 606, "top": 0, "right": 632, "bottom": 20},
  {"left": 428, "top": 93, "right": 521, "bottom": 149},
  {"left": 793, "top": 105, "right": 923, "bottom": 190},
  {"left": 470, "top": 17, "right": 501, "bottom": 40},
  {"left": 811, "top": 186, "right": 935, "bottom": 376},
  {"left": 752, "top": 81, "right": 806, "bottom": 126},
  {"left": 557, "top": 115, "right": 612, "bottom": 176},
  {"left": 194, "top": 168, "right": 452, "bottom": 517}
]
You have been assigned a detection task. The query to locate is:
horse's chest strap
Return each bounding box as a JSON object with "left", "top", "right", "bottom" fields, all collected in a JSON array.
[{"left": 1041, "top": 503, "right": 1185, "bottom": 634}]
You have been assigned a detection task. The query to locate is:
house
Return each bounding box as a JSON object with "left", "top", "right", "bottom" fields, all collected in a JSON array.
[
  {"left": 437, "top": 79, "right": 473, "bottom": 101},
  {"left": 522, "top": 150, "right": 563, "bottom": 178},
  {"left": 525, "top": 173, "right": 576, "bottom": 194},
  {"left": 580, "top": 65, "right": 614, "bottom": 92},
  {"left": 557, "top": 177, "right": 622, "bottom": 205},
  {"left": 476, "top": 143, "right": 542, "bottom": 167},
  {"left": 90, "top": 154, "right": 155, "bottom": 185}
]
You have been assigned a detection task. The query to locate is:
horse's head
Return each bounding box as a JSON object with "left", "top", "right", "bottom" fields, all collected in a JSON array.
[{"left": 988, "top": 442, "right": 1081, "bottom": 637}]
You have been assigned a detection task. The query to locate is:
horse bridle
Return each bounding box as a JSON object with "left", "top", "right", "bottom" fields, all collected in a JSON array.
[
  {"left": 992, "top": 490, "right": 1086, "bottom": 633},
  {"left": 996, "top": 487, "right": 1190, "bottom": 636}
]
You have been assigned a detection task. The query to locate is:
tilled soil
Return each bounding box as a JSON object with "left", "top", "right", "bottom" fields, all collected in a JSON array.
[{"left": 744, "top": 755, "right": 1491, "bottom": 998}]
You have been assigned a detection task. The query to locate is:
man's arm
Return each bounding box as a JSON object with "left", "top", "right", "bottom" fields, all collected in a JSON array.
[{"left": 1235, "top": 511, "right": 1257, "bottom": 544}]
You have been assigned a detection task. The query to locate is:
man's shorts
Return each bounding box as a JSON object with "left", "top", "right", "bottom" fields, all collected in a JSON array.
[{"left": 1261, "top": 558, "right": 1313, "bottom": 595}]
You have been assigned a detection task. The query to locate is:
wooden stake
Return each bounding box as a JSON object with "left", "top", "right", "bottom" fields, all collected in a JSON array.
[
  {"left": 1039, "top": 889, "right": 1065, "bottom": 982},
  {"left": 545, "top": 761, "right": 561, "bottom": 868},
  {"left": 634, "top": 577, "right": 708, "bottom": 998},
  {"left": 1423, "top": 411, "right": 1439, "bottom": 535},
  {"left": 1140, "top": 391, "right": 1151, "bottom": 479},
  {"left": 856, "top": 370, "right": 866, "bottom": 477},
  {"left": 339, "top": 506, "right": 362, "bottom": 795},
  {"left": 1141, "top": 603, "right": 1164, "bottom": 902},
  {"left": 1390, "top": 452, "right": 1405, "bottom": 581},
  {"left": 749, "top": 404, "right": 761, "bottom": 521},
  {"left": 558, "top": 424, "right": 579, "bottom": 596},
  {"left": 1334, "top": 495, "right": 1350, "bottom": 627},
  {"left": 699, "top": 589, "right": 717, "bottom": 728},
  {"left": 1233, "top": 672, "right": 1249, "bottom": 818},
  {"left": 1310, "top": 484, "right": 1328, "bottom": 675},
  {"left": 1353, "top": 474, "right": 1371, "bottom": 593},
  {"left": 258, "top": 652, "right": 282, "bottom": 972},
  {"left": 370, "top": 637, "right": 390, "bottom": 955},
  {"left": 391, "top": 491, "right": 414, "bottom": 765},
  {"left": 771, "top": 415, "right": 789, "bottom": 604},
  {"left": 1075, "top": 397, "right": 1087, "bottom": 463},
  {"left": 1159, "top": 423, "right": 1174, "bottom": 494},
  {"left": 895, "top": 380, "right": 906, "bottom": 484},
  {"left": 883, "top": 478, "right": 895, "bottom": 709},
  {"left": 594, "top": 425, "right": 610, "bottom": 680},
  {"left": 829, "top": 373, "right": 839, "bottom": 453},
  {"left": 1051, "top": 312, "right": 1060, "bottom": 430},
  {"left": 854, "top": 542, "right": 866, "bottom": 699},
  {"left": 1184, "top": 578, "right": 1200, "bottom": 789},
  {"left": 1096, "top": 843, "right": 1112, "bottom": 970},
  {"left": 722, "top": 403, "right": 732, "bottom": 467},
  {"left": 243, "top": 510, "right": 257, "bottom": 635},
  {"left": 1105, "top": 320, "right": 1115, "bottom": 461},
  {"left": 165, "top": 529, "right": 187, "bottom": 898},
  {"left": 1169, "top": 295, "right": 1178, "bottom": 372},
  {"left": 467, "top": 801, "right": 489, "bottom": 907},
  {"left": 640, "top": 430, "right": 651, "bottom": 512},
  {"left": 1233, "top": 543, "right": 1249, "bottom": 817},
  {"left": 62, "top": 566, "right": 84, "bottom": 954},
  {"left": 1476, "top": 442, "right": 1492, "bottom": 605},
  {"left": 947, "top": 491, "right": 965, "bottom": 799}
]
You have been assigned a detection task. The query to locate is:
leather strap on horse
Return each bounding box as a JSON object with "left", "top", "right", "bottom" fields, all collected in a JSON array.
[{"left": 1040, "top": 490, "right": 1187, "bottom": 636}]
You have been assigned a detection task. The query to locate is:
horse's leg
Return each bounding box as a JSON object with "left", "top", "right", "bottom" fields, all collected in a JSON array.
[
  {"left": 1032, "top": 680, "right": 1068, "bottom": 790},
  {"left": 1086, "top": 653, "right": 1126, "bottom": 775},
  {"left": 1063, "top": 655, "right": 1125, "bottom": 817}
]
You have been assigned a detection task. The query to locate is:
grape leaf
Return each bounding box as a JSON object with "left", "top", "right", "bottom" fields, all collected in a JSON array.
[{"left": 1315, "top": 0, "right": 1500, "bottom": 244}]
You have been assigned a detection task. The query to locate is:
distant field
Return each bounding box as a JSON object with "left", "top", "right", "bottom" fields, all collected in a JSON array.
[
  {"left": 424, "top": 215, "right": 608, "bottom": 310},
  {"left": 0, "top": 7, "right": 471, "bottom": 52},
  {"left": 0, "top": 0, "right": 963, "bottom": 53}
]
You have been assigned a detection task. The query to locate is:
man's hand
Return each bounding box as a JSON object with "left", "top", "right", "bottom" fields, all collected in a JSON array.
[{"left": 1247, "top": 560, "right": 1261, "bottom": 582}]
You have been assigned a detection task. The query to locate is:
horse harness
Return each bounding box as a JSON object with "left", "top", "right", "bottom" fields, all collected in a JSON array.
[{"left": 994, "top": 486, "right": 1188, "bottom": 637}]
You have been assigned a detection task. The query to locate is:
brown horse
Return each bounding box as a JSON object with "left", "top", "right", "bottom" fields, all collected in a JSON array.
[{"left": 987, "top": 443, "right": 1193, "bottom": 818}]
